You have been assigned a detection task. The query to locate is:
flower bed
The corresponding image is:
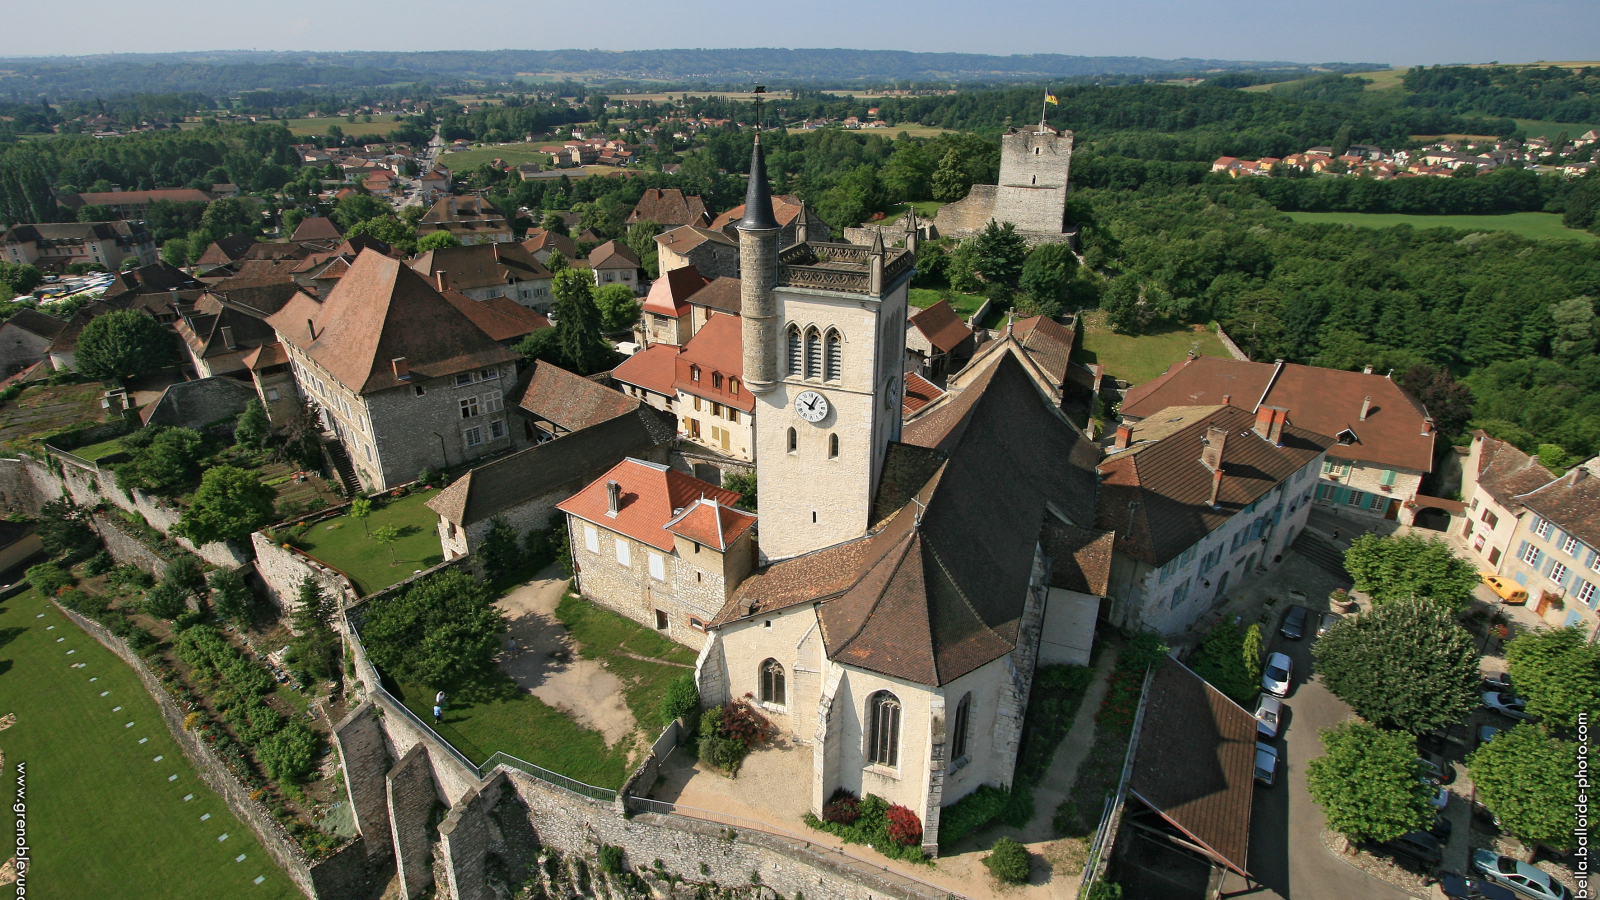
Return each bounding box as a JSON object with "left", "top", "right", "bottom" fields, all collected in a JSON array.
[{"left": 804, "top": 791, "right": 929, "bottom": 863}]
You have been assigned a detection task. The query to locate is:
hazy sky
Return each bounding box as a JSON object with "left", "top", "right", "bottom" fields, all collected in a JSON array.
[{"left": 4, "top": 0, "right": 1596, "bottom": 66}]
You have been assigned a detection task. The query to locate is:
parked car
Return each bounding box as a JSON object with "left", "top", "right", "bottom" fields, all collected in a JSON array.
[
  {"left": 1471, "top": 850, "right": 1574, "bottom": 900},
  {"left": 1483, "top": 692, "right": 1536, "bottom": 722},
  {"left": 1423, "top": 779, "right": 1450, "bottom": 809},
  {"left": 1478, "top": 725, "right": 1501, "bottom": 746},
  {"left": 1419, "top": 751, "right": 1458, "bottom": 785},
  {"left": 1254, "top": 693, "right": 1283, "bottom": 739},
  {"left": 1280, "top": 605, "right": 1309, "bottom": 640},
  {"left": 1316, "top": 611, "right": 1344, "bottom": 637},
  {"left": 1262, "top": 652, "right": 1293, "bottom": 697},
  {"left": 1429, "top": 813, "right": 1454, "bottom": 841},
  {"left": 1479, "top": 572, "right": 1530, "bottom": 604},
  {"left": 1379, "top": 830, "right": 1442, "bottom": 867},
  {"left": 1440, "top": 873, "right": 1520, "bottom": 900},
  {"left": 1254, "top": 741, "right": 1279, "bottom": 786},
  {"left": 1483, "top": 671, "right": 1514, "bottom": 693}
]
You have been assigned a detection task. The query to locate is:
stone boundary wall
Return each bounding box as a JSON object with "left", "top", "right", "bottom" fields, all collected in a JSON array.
[
  {"left": 1213, "top": 325, "right": 1251, "bottom": 361},
  {"left": 251, "top": 533, "right": 360, "bottom": 624},
  {"left": 92, "top": 512, "right": 172, "bottom": 579}
]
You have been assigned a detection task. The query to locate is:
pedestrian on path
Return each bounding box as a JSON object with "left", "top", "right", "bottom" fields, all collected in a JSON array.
[
  {"left": 432, "top": 704, "right": 442, "bottom": 724},
  {"left": 508, "top": 637, "right": 518, "bottom": 660},
  {"left": 435, "top": 690, "right": 446, "bottom": 708},
  {"left": 1331, "top": 527, "right": 1341, "bottom": 542}
]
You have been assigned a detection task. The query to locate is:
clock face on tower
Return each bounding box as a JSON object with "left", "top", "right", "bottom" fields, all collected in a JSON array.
[{"left": 794, "top": 390, "right": 828, "bottom": 423}]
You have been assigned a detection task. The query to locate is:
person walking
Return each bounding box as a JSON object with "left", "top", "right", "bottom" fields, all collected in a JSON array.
[
  {"left": 432, "top": 704, "right": 442, "bottom": 724},
  {"left": 435, "top": 690, "right": 446, "bottom": 708},
  {"left": 508, "top": 637, "right": 518, "bottom": 660},
  {"left": 1331, "top": 527, "right": 1341, "bottom": 542}
]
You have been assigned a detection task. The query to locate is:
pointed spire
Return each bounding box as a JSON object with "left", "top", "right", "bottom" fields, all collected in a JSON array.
[
  {"left": 737, "top": 137, "right": 779, "bottom": 232},
  {"left": 869, "top": 227, "right": 885, "bottom": 255}
]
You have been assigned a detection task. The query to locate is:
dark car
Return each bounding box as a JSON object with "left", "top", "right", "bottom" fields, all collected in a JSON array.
[
  {"left": 1280, "top": 605, "right": 1309, "bottom": 640},
  {"left": 1483, "top": 672, "right": 1513, "bottom": 693},
  {"left": 1316, "top": 610, "right": 1345, "bottom": 637},
  {"left": 1441, "top": 874, "right": 1520, "bottom": 900},
  {"left": 1380, "top": 830, "right": 1443, "bottom": 868},
  {"left": 1429, "top": 813, "right": 1454, "bottom": 841},
  {"left": 1419, "top": 751, "right": 1459, "bottom": 785}
]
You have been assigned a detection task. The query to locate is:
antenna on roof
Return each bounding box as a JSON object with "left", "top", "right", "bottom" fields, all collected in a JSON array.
[{"left": 752, "top": 85, "right": 766, "bottom": 134}]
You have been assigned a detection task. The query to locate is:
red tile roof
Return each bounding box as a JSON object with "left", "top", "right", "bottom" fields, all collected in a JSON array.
[
  {"left": 674, "top": 314, "right": 751, "bottom": 412},
  {"left": 290, "top": 216, "right": 343, "bottom": 242},
  {"left": 641, "top": 266, "right": 709, "bottom": 317},
  {"left": 612, "top": 343, "right": 680, "bottom": 397},
  {"left": 522, "top": 229, "right": 578, "bottom": 259},
  {"left": 589, "top": 240, "right": 641, "bottom": 270},
  {"left": 439, "top": 289, "right": 548, "bottom": 343},
  {"left": 909, "top": 299, "right": 972, "bottom": 353},
  {"left": 902, "top": 371, "right": 944, "bottom": 418},
  {"left": 1515, "top": 463, "right": 1600, "bottom": 551},
  {"left": 558, "top": 458, "right": 744, "bottom": 552},
  {"left": 627, "top": 188, "right": 711, "bottom": 228},
  {"left": 518, "top": 360, "right": 639, "bottom": 432},
  {"left": 241, "top": 341, "right": 289, "bottom": 370},
  {"left": 1122, "top": 356, "right": 1436, "bottom": 472},
  {"left": 666, "top": 497, "right": 756, "bottom": 551},
  {"left": 709, "top": 194, "right": 807, "bottom": 232}
]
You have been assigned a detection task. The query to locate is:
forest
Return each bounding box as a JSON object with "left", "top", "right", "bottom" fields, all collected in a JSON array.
[{"left": 1400, "top": 65, "right": 1600, "bottom": 123}]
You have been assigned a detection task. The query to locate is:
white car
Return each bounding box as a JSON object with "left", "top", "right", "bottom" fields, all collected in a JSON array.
[
  {"left": 1423, "top": 779, "right": 1450, "bottom": 809},
  {"left": 1253, "top": 693, "right": 1282, "bottom": 739},
  {"left": 1472, "top": 850, "right": 1574, "bottom": 900},
  {"left": 1261, "top": 652, "right": 1293, "bottom": 697},
  {"left": 1482, "top": 691, "right": 1536, "bottom": 722},
  {"left": 1254, "top": 741, "right": 1279, "bottom": 786}
]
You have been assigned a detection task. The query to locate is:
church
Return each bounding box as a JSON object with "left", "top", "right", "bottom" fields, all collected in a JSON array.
[{"left": 560, "top": 138, "right": 1106, "bottom": 856}]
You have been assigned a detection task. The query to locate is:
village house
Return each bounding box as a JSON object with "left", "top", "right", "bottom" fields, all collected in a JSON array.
[
  {"left": 417, "top": 195, "right": 513, "bottom": 246},
  {"left": 637, "top": 266, "right": 711, "bottom": 348},
  {"left": 1493, "top": 458, "right": 1600, "bottom": 633},
  {"left": 588, "top": 241, "right": 643, "bottom": 295},
  {"left": 0, "top": 310, "right": 67, "bottom": 376},
  {"left": 655, "top": 226, "right": 740, "bottom": 279},
  {"left": 290, "top": 216, "right": 344, "bottom": 244},
  {"left": 674, "top": 314, "right": 753, "bottom": 461},
  {"left": 239, "top": 342, "right": 300, "bottom": 422},
  {"left": 521, "top": 229, "right": 579, "bottom": 264},
  {"left": 1459, "top": 431, "right": 1556, "bottom": 572},
  {"left": 903, "top": 298, "right": 975, "bottom": 386},
  {"left": 409, "top": 243, "right": 555, "bottom": 311},
  {"left": 1121, "top": 356, "right": 1439, "bottom": 524},
  {"left": 1, "top": 221, "right": 157, "bottom": 273},
  {"left": 709, "top": 194, "right": 830, "bottom": 248},
  {"left": 264, "top": 251, "right": 524, "bottom": 491},
  {"left": 1097, "top": 404, "right": 1333, "bottom": 635},
  {"left": 58, "top": 187, "right": 215, "bottom": 220},
  {"left": 174, "top": 277, "right": 300, "bottom": 378},
  {"left": 515, "top": 360, "right": 638, "bottom": 444},
  {"left": 627, "top": 188, "right": 711, "bottom": 229}
]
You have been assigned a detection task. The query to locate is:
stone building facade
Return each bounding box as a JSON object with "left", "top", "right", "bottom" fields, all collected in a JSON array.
[{"left": 1459, "top": 430, "right": 1554, "bottom": 572}]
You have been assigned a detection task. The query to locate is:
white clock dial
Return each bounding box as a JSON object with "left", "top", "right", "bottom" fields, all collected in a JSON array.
[{"left": 794, "top": 390, "right": 828, "bottom": 423}]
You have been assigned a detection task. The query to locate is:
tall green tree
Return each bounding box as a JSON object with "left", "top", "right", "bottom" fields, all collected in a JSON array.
[
  {"left": 479, "top": 516, "right": 522, "bottom": 577},
  {"left": 289, "top": 576, "right": 339, "bottom": 684},
  {"left": 1342, "top": 534, "right": 1480, "bottom": 613},
  {"left": 74, "top": 309, "right": 176, "bottom": 381},
  {"left": 1313, "top": 597, "right": 1480, "bottom": 734},
  {"left": 593, "top": 283, "right": 641, "bottom": 333},
  {"left": 931, "top": 149, "right": 969, "bottom": 202},
  {"left": 1468, "top": 724, "right": 1579, "bottom": 850},
  {"left": 360, "top": 568, "right": 507, "bottom": 691},
  {"left": 234, "top": 399, "right": 270, "bottom": 449},
  {"left": 973, "top": 220, "right": 1028, "bottom": 288},
  {"left": 208, "top": 567, "right": 255, "bottom": 624},
  {"left": 1504, "top": 626, "right": 1600, "bottom": 732},
  {"left": 416, "top": 231, "right": 460, "bottom": 251},
  {"left": 1189, "top": 622, "right": 1260, "bottom": 704},
  {"left": 1306, "top": 721, "right": 1434, "bottom": 843},
  {"left": 175, "top": 465, "right": 278, "bottom": 545},
  {"left": 1018, "top": 243, "right": 1078, "bottom": 313},
  {"left": 332, "top": 193, "right": 388, "bottom": 230}
]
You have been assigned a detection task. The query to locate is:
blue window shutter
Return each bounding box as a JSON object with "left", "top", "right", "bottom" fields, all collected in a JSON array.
[
  {"left": 1542, "top": 556, "right": 1554, "bottom": 576},
  {"left": 1514, "top": 571, "right": 1528, "bottom": 586},
  {"left": 1517, "top": 540, "right": 1529, "bottom": 560}
]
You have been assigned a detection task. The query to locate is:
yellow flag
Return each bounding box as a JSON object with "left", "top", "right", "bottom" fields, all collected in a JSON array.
[{"left": 1045, "top": 93, "right": 1058, "bottom": 105}]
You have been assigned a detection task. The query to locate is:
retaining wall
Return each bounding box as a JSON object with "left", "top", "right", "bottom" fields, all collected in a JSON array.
[
  {"left": 93, "top": 512, "right": 172, "bottom": 579},
  {"left": 1213, "top": 325, "right": 1251, "bottom": 361},
  {"left": 251, "top": 533, "right": 360, "bottom": 625}
]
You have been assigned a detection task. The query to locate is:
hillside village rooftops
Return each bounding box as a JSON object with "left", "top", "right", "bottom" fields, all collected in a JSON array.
[
  {"left": 688, "top": 277, "right": 742, "bottom": 316},
  {"left": 410, "top": 242, "right": 552, "bottom": 292},
  {"left": 641, "top": 266, "right": 710, "bottom": 317},
  {"left": 627, "top": 188, "right": 710, "bottom": 228},
  {"left": 665, "top": 497, "right": 756, "bottom": 551},
  {"left": 589, "top": 240, "right": 641, "bottom": 270},
  {"left": 611, "top": 343, "right": 679, "bottom": 397},
  {"left": 1, "top": 309, "right": 67, "bottom": 342},
  {"left": 1471, "top": 431, "right": 1554, "bottom": 514},
  {"left": 1, "top": 221, "right": 151, "bottom": 246},
  {"left": 908, "top": 299, "right": 972, "bottom": 353},
  {"left": 1514, "top": 460, "right": 1600, "bottom": 551},
  {"left": 440, "top": 290, "right": 549, "bottom": 343},
  {"left": 64, "top": 188, "right": 213, "bottom": 208},
  {"left": 710, "top": 193, "right": 809, "bottom": 232},
  {"left": 521, "top": 229, "right": 578, "bottom": 259},
  {"left": 558, "top": 457, "right": 745, "bottom": 553},
  {"left": 265, "top": 250, "right": 519, "bottom": 394},
  {"left": 290, "top": 216, "right": 343, "bottom": 242},
  {"left": 517, "top": 360, "right": 639, "bottom": 432},
  {"left": 655, "top": 225, "right": 736, "bottom": 256},
  {"left": 901, "top": 371, "right": 944, "bottom": 418}
]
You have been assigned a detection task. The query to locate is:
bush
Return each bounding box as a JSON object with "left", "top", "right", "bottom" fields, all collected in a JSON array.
[
  {"left": 1086, "top": 883, "right": 1123, "bottom": 900},
  {"left": 983, "top": 837, "right": 1030, "bottom": 884},
  {"left": 163, "top": 554, "right": 207, "bottom": 597},
  {"left": 822, "top": 788, "right": 862, "bottom": 825},
  {"left": 804, "top": 793, "right": 929, "bottom": 863},
  {"left": 886, "top": 804, "right": 923, "bottom": 847},
  {"left": 659, "top": 673, "right": 700, "bottom": 726},
  {"left": 598, "top": 844, "right": 625, "bottom": 876},
  {"left": 143, "top": 580, "right": 189, "bottom": 620},
  {"left": 25, "top": 562, "right": 73, "bottom": 596},
  {"left": 938, "top": 784, "right": 1011, "bottom": 846},
  {"left": 257, "top": 722, "right": 320, "bottom": 784},
  {"left": 84, "top": 550, "right": 115, "bottom": 576}
]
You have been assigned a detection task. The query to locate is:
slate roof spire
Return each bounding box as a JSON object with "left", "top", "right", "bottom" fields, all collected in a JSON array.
[{"left": 737, "top": 137, "right": 779, "bottom": 232}]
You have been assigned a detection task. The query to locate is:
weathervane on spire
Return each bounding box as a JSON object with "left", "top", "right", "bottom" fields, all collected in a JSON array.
[{"left": 752, "top": 85, "right": 767, "bottom": 135}]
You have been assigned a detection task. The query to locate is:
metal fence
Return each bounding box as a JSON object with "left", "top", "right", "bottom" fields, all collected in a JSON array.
[
  {"left": 483, "top": 752, "right": 616, "bottom": 802},
  {"left": 628, "top": 797, "right": 964, "bottom": 900}
]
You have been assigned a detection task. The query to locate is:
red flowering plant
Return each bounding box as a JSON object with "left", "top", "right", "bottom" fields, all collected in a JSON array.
[
  {"left": 822, "top": 788, "right": 862, "bottom": 825},
  {"left": 886, "top": 804, "right": 923, "bottom": 847}
]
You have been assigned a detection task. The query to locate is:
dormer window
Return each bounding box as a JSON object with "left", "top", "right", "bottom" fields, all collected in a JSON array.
[
  {"left": 713, "top": 373, "right": 723, "bottom": 390},
  {"left": 1336, "top": 428, "right": 1358, "bottom": 445},
  {"left": 690, "top": 365, "right": 700, "bottom": 382}
]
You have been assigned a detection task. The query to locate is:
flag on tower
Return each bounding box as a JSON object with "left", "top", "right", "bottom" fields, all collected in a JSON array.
[{"left": 1045, "top": 92, "right": 1058, "bottom": 105}]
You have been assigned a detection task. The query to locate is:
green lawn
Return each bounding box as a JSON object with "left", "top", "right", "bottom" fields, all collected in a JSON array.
[
  {"left": 1285, "top": 210, "right": 1598, "bottom": 243},
  {"left": 1077, "top": 316, "right": 1233, "bottom": 385},
  {"left": 293, "top": 489, "right": 444, "bottom": 596},
  {"left": 910, "top": 287, "right": 986, "bottom": 318},
  {"left": 67, "top": 435, "right": 129, "bottom": 461},
  {"left": 0, "top": 588, "right": 300, "bottom": 899},
  {"left": 1511, "top": 119, "right": 1599, "bottom": 141},
  {"left": 438, "top": 145, "right": 553, "bottom": 172},
  {"left": 881, "top": 201, "right": 946, "bottom": 224}
]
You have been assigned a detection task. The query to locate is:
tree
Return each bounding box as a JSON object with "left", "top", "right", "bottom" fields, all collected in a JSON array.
[
  {"left": 280, "top": 207, "right": 307, "bottom": 239},
  {"left": 1396, "top": 365, "right": 1474, "bottom": 438},
  {"left": 350, "top": 497, "right": 372, "bottom": 536},
  {"left": 345, "top": 215, "right": 416, "bottom": 254},
  {"left": 35, "top": 497, "right": 97, "bottom": 558},
  {"left": 1343, "top": 534, "right": 1479, "bottom": 612},
  {"left": 931, "top": 149, "right": 969, "bottom": 203},
  {"left": 234, "top": 399, "right": 270, "bottom": 449},
  {"left": 163, "top": 554, "right": 207, "bottom": 598},
  {"left": 722, "top": 469, "right": 756, "bottom": 512},
  {"left": 1189, "top": 622, "right": 1260, "bottom": 704},
  {"left": 114, "top": 426, "right": 205, "bottom": 493},
  {"left": 333, "top": 194, "right": 389, "bottom": 230},
  {"left": 1467, "top": 724, "right": 1579, "bottom": 850},
  {"left": 544, "top": 249, "right": 568, "bottom": 272},
  {"left": 0, "top": 262, "right": 43, "bottom": 297},
  {"left": 416, "top": 231, "right": 461, "bottom": 251},
  {"left": 546, "top": 268, "right": 611, "bottom": 375},
  {"left": 1313, "top": 597, "right": 1480, "bottom": 733},
  {"left": 143, "top": 580, "right": 188, "bottom": 620},
  {"left": 1305, "top": 720, "right": 1434, "bottom": 844},
  {"left": 74, "top": 309, "right": 175, "bottom": 381},
  {"left": 175, "top": 466, "right": 278, "bottom": 546},
  {"left": 625, "top": 219, "right": 662, "bottom": 262},
  {"left": 480, "top": 516, "right": 522, "bottom": 577},
  {"left": 360, "top": 568, "right": 507, "bottom": 691},
  {"left": 371, "top": 525, "right": 401, "bottom": 565},
  {"left": 289, "top": 575, "right": 339, "bottom": 683},
  {"left": 208, "top": 567, "right": 255, "bottom": 624},
  {"left": 1503, "top": 626, "right": 1600, "bottom": 732},
  {"left": 541, "top": 212, "right": 570, "bottom": 236},
  {"left": 1019, "top": 243, "right": 1077, "bottom": 312},
  {"left": 946, "top": 241, "right": 982, "bottom": 293},
  {"left": 1101, "top": 273, "right": 1151, "bottom": 334},
  {"left": 200, "top": 198, "right": 255, "bottom": 240},
  {"left": 160, "top": 238, "right": 190, "bottom": 268},
  {"left": 973, "top": 220, "right": 1028, "bottom": 288},
  {"left": 593, "top": 283, "right": 640, "bottom": 333},
  {"left": 1550, "top": 296, "right": 1596, "bottom": 364}
]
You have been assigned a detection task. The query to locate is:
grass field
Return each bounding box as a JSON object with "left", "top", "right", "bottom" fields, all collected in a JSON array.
[
  {"left": 293, "top": 489, "right": 444, "bottom": 596},
  {"left": 0, "top": 588, "right": 300, "bottom": 899},
  {"left": 1512, "top": 118, "right": 1600, "bottom": 140},
  {"left": 909, "top": 287, "right": 986, "bottom": 319},
  {"left": 884, "top": 124, "right": 956, "bottom": 139},
  {"left": 281, "top": 117, "right": 406, "bottom": 138},
  {"left": 1077, "top": 314, "right": 1232, "bottom": 385},
  {"left": 1285, "top": 210, "right": 1598, "bottom": 242},
  {"left": 881, "top": 200, "right": 947, "bottom": 224},
  {"left": 438, "top": 145, "right": 553, "bottom": 172}
]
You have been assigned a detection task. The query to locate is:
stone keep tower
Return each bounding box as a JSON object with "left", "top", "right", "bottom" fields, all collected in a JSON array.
[
  {"left": 740, "top": 142, "right": 914, "bottom": 561},
  {"left": 990, "top": 126, "right": 1073, "bottom": 234}
]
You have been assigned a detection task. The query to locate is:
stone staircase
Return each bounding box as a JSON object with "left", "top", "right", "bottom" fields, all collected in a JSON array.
[
  {"left": 1293, "top": 530, "right": 1351, "bottom": 581},
  {"left": 322, "top": 440, "right": 360, "bottom": 497}
]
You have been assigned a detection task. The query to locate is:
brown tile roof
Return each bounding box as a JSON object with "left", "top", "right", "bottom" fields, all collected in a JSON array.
[
  {"left": 518, "top": 360, "right": 639, "bottom": 431},
  {"left": 1095, "top": 406, "right": 1334, "bottom": 568},
  {"left": 420, "top": 195, "right": 505, "bottom": 226},
  {"left": 101, "top": 262, "right": 203, "bottom": 302},
  {"left": 909, "top": 300, "right": 972, "bottom": 353},
  {"left": 522, "top": 229, "right": 578, "bottom": 259},
  {"left": 195, "top": 233, "right": 257, "bottom": 267},
  {"left": 428, "top": 406, "right": 676, "bottom": 527},
  {"left": 1122, "top": 357, "right": 1436, "bottom": 473},
  {"left": 709, "top": 194, "right": 807, "bottom": 232},
  {"left": 1040, "top": 521, "right": 1115, "bottom": 595},
  {"left": 674, "top": 314, "right": 751, "bottom": 412},
  {"left": 244, "top": 242, "right": 316, "bottom": 261},
  {"left": 290, "top": 216, "right": 343, "bottom": 242},
  {"left": 713, "top": 537, "right": 876, "bottom": 625},
  {"left": 241, "top": 342, "right": 289, "bottom": 370},
  {"left": 690, "top": 278, "right": 741, "bottom": 316},
  {"left": 1012, "top": 315, "right": 1074, "bottom": 384},
  {"left": 627, "top": 188, "right": 710, "bottom": 228},
  {"left": 666, "top": 497, "right": 756, "bottom": 551},
  {"left": 1514, "top": 463, "right": 1600, "bottom": 551},
  {"left": 1, "top": 309, "right": 67, "bottom": 341},
  {"left": 47, "top": 301, "right": 118, "bottom": 352},
  {"left": 641, "top": 266, "right": 708, "bottom": 317},
  {"left": 902, "top": 371, "right": 944, "bottom": 418},
  {"left": 558, "top": 458, "right": 743, "bottom": 552},
  {"left": 611, "top": 343, "right": 679, "bottom": 397},
  {"left": 655, "top": 225, "right": 735, "bottom": 256},
  {"left": 409, "top": 243, "right": 551, "bottom": 292},
  {"left": 1129, "top": 660, "right": 1256, "bottom": 877},
  {"left": 265, "top": 250, "right": 519, "bottom": 394},
  {"left": 482, "top": 296, "right": 551, "bottom": 329},
  {"left": 71, "top": 188, "right": 213, "bottom": 207},
  {"left": 440, "top": 290, "right": 548, "bottom": 343},
  {"left": 215, "top": 258, "right": 303, "bottom": 291},
  {"left": 1471, "top": 431, "right": 1553, "bottom": 514},
  {"left": 589, "top": 240, "right": 640, "bottom": 270}
]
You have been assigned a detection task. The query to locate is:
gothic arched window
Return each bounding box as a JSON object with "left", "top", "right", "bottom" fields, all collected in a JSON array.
[
  {"left": 804, "top": 327, "right": 821, "bottom": 379},
  {"left": 786, "top": 325, "right": 802, "bottom": 376},
  {"left": 867, "top": 691, "right": 901, "bottom": 767},
  {"left": 951, "top": 692, "right": 972, "bottom": 761},
  {"left": 760, "top": 659, "right": 786, "bottom": 707},
  {"left": 824, "top": 329, "right": 842, "bottom": 382}
]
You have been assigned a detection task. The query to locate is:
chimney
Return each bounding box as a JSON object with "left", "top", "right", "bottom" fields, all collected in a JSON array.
[
  {"left": 1254, "top": 405, "right": 1288, "bottom": 444},
  {"left": 391, "top": 357, "right": 409, "bottom": 380},
  {"left": 1221, "top": 393, "right": 1232, "bottom": 406},
  {"left": 1114, "top": 421, "right": 1132, "bottom": 451},
  {"left": 435, "top": 270, "right": 449, "bottom": 292},
  {"left": 1422, "top": 417, "right": 1434, "bottom": 436},
  {"left": 606, "top": 480, "right": 621, "bottom": 515},
  {"left": 1360, "top": 396, "right": 1372, "bottom": 420},
  {"left": 1362, "top": 364, "right": 1374, "bottom": 375},
  {"left": 492, "top": 242, "right": 501, "bottom": 262},
  {"left": 1208, "top": 466, "right": 1225, "bottom": 510},
  {"left": 1201, "top": 425, "right": 1228, "bottom": 472},
  {"left": 220, "top": 326, "right": 236, "bottom": 350}
]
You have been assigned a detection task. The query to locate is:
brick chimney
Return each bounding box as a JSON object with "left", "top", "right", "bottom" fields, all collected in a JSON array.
[
  {"left": 1208, "top": 465, "right": 1225, "bottom": 509},
  {"left": 1421, "top": 417, "right": 1434, "bottom": 436},
  {"left": 436, "top": 270, "right": 449, "bottom": 292},
  {"left": 606, "top": 480, "right": 621, "bottom": 515},
  {"left": 1113, "top": 421, "right": 1132, "bottom": 451},
  {"left": 1201, "top": 425, "right": 1228, "bottom": 472},
  {"left": 492, "top": 242, "right": 501, "bottom": 263},
  {"left": 1221, "top": 394, "right": 1232, "bottom": 406},
  {"left": 1254, "top": 405, "right": 1288, "bottom": 445},
  {"left": 1363, "top": 364, "right": 1374, "bottom": 375},
  {"left": 1360, "top": 396, "right": 1372, "bottom": 420},
  {"left": 391, "top": 357, "right": 409, "bottom": 380}
]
